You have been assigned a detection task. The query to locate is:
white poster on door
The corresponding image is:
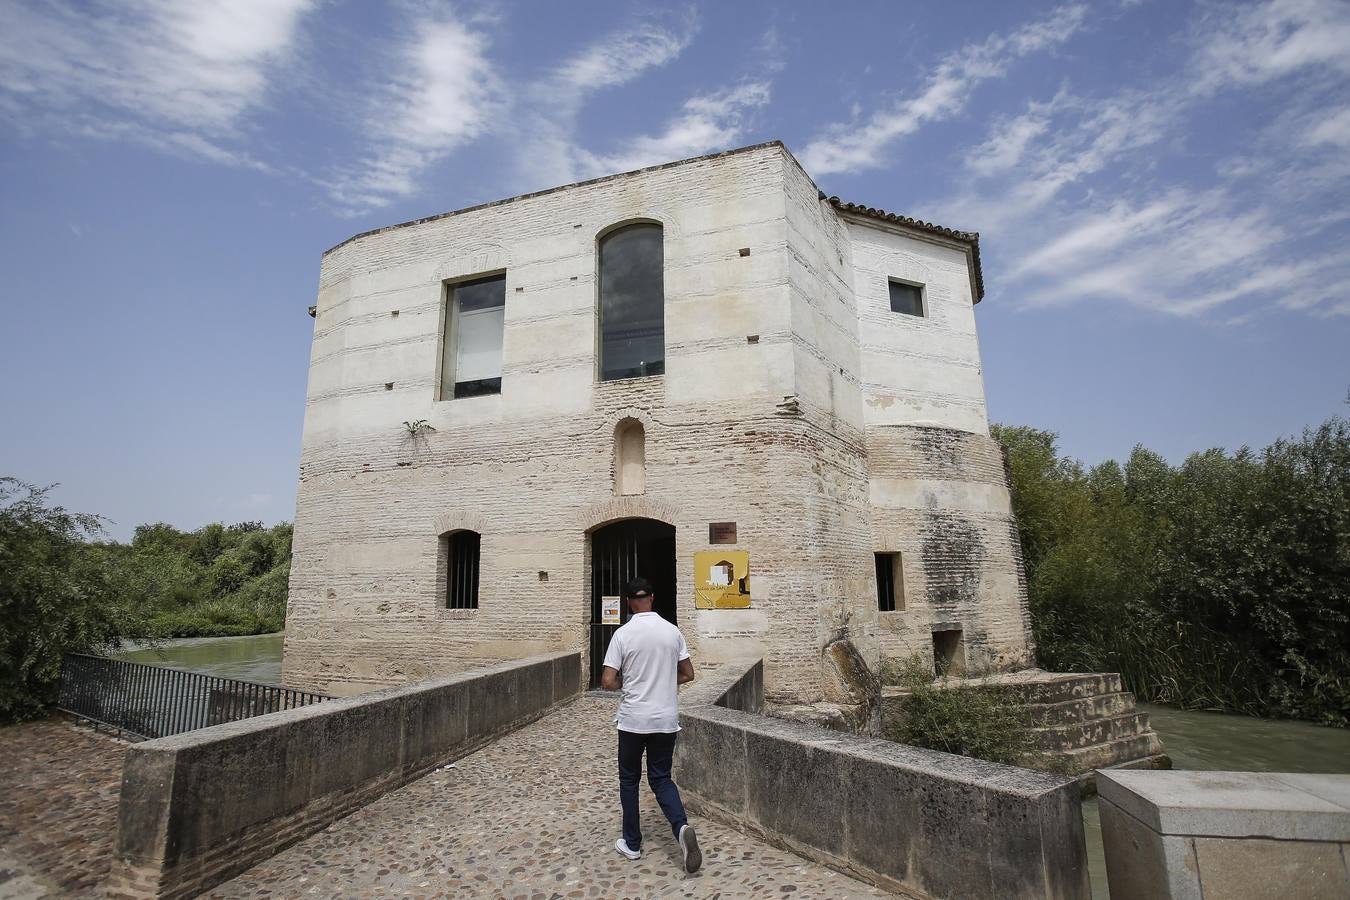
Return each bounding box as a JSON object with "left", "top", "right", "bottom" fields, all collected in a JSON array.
[{"left": 601, "top": 595, "right": 622, "bottom": 625}]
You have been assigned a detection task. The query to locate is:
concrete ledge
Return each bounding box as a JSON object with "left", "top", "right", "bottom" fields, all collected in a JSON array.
[
  {"left": 109, "top": 652, "right": 581, "bottom": 899},
  {"left": 1098, "top": 770, "right": 1350, "bottom": 900},
  {"left": 676, "top": 660, "right": 1090, "bottom": 899}
]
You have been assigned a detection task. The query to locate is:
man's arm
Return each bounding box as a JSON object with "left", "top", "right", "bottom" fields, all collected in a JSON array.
[
  {"left": 601, "top": 665, "right": 622, "bottom": 691},
  {"left": 677, "top": 657, "right": 695, "bottom": 685}
]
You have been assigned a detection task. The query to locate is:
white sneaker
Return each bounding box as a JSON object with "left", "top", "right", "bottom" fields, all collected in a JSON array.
[
  {"left": 614, "top": 838, "right": 641, "bottom": 860},
  {"left": 678, "top": 824, "right": 701, "bottom": 873}
]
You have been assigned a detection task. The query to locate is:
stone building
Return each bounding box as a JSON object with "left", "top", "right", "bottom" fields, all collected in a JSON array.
[{"left": 283, "top": 140, "right": 1036, "bottom": 719}]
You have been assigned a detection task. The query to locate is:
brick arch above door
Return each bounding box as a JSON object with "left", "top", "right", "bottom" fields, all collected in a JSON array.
[
  {"left": 431, "top": 511, "right": 489, "bottom": 537},
  {"left": 579, "top": 496, "right": 682, "bottom": 534}
]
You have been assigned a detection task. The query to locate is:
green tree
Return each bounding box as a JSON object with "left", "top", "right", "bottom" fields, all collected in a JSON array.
[
  {"left": 0, "top": 479, "right": 142, "bottom": 722},
  {"left": 998, "top": 418, "right": 1350, "bottom": 725}
]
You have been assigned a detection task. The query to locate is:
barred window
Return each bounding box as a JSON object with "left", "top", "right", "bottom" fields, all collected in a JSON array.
[{"left": 442, "top": 531, "right": 481, "bottom": 609}]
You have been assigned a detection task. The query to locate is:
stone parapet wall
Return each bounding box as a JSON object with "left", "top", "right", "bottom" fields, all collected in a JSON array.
[
  {"left": 1098, "top": 770, "right": 1350, "bottom": 900},
  {"left": 107, "top": 652, "right": 581, "bottom": 900},
  {"left": 676, "top": 660, "right": 1090, "bottom": 899}
]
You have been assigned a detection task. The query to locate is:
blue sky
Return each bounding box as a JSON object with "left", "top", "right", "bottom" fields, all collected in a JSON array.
[{"left": 2, "top": 0, "right": 1348, "bottom": 540}]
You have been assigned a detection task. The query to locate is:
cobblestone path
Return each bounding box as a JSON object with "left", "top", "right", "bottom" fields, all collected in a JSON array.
[
  {"left": 215, "top": 694, "right": 890, "bottom": 899},
  {"left": 0, "top": 716, "right": 127, "bottom": 899}
]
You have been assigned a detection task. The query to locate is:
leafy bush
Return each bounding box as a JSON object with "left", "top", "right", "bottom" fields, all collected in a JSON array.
[
  {"left": 884, "top": 657, "right": 1034, "bottom": 766},
  {"left": 996, "top": 416, "right": 1350, "bottom": 725},
  {"left": 0, "top": 479, "right": 142, "bottom": 722}
]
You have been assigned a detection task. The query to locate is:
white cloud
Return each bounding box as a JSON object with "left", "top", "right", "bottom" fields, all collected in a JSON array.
[
  {"left": 799, "top": 3, "right": 1088, "bottom": 176},
  {"left": 323, "top": 13, "right": 504, "bottom": 212},
  {"left": 0, "top": 0, "right": 313, "bottom": 162},
  {"left": 575, "top": 82, "right": 771, "bottom": 177},
  {"left": 1188, "top": 0, "right": 1350, "bottom": 93},
  {"left": 939, "top": 88, "right": 1178, "bottom": 233},
  {"left": 1012, "top": 191, "right": 1288, "bottom": 314},
  {"left": 511, "top": 13, "right": 699, "bottom": 188},
  {"left": 964, "top": 106, "right": 1053, "bottom": 177},
  {"left": 1302, "top": 106, "right": 1350, "bottom": 149},
  {"left": 545, "top": 20, "right": 693, "bottom": 102},
  {"left": 920, "top": 0, "right": 1350, "bottom": 320}
]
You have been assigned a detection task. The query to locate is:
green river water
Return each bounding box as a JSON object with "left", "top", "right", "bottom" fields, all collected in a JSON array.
[
  {"left": 115, "top": 632, "right": 285, "bottom": 684},
  {"left": 116, "top": 635, "right": 1350, "bottom": 898}
]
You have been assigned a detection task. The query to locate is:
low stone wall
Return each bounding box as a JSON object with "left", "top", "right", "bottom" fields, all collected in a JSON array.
[
  {"left": 108, "top": 652, "right": 581, "bottom": 899},
  {"left": 1098, "top": 770, "right": 1350, "bottom": 899},
  {"left": 675, "top": 660, "right": 1090, "bottom": 899}
]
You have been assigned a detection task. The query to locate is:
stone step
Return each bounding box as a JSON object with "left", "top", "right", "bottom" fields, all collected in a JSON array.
[
  {"left": 996, "top": 673, "right": 1124, "bottom": 705},
  {"left": 1042, "top": 732, "right": 1166, "bottom": 775},
  {"left": 1030, "top": 712, "right": 1153, "bottom": 751},
  {"left": 1020, "top": 691, "right": 1137, "bottom": 727}
]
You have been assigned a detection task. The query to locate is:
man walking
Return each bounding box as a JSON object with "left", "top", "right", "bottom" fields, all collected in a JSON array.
[{"left": 600, "top": 577, "right": 702, "bottom": 873}]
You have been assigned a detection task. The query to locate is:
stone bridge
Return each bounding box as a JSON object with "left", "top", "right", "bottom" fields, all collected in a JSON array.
[{"left": 33, "top": 653, "right": 1089, "bottom": 899}]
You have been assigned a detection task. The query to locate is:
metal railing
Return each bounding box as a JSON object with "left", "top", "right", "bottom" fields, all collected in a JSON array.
[{"left": 58, "top": 653, "right": 330, "bottom": 740}]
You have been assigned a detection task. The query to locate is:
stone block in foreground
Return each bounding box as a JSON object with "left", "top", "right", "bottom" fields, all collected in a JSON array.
[{"left": 1097, "top": 770, "right": 1350, "bottom": 900}]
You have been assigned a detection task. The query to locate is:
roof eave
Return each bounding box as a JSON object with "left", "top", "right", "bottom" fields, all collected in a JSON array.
[{"left": 827, "top": 198, "right": 985, "bottom": 303}]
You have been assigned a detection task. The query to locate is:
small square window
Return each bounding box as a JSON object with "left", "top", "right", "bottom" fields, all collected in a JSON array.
[{"left": 888, "top": 280, "right": 925, "bottom": 317}]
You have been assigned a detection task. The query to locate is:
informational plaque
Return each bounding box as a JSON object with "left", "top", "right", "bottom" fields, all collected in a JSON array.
[
  {"left": 709, "top": 522, "right": 737, "bottom": 544},
  {"left": 693, "top": 551, "right": 751, "bottom": 609},
  {"left": 601, "top": 595, "right": 622, "bottom": 625}
]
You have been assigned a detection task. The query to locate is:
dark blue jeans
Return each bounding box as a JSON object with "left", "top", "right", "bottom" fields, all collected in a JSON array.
[{"left": 618, "top": 729, "right": 688, "bottom": 851}]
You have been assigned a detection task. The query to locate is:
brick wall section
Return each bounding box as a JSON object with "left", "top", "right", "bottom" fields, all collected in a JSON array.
[
  {"left": 779, "top": 154, "right": 877, "bottom": 703},
  {"left": 287, "top": 146, "right": 798, "bottom": 694},
  {"left": 867, "top": 425, "right": 1035, "bottom": 673}
]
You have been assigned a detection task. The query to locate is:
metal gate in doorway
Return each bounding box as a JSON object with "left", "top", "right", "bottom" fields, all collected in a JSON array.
[{"left": 589, "top": 518, "right": 676, "bottom": 687}]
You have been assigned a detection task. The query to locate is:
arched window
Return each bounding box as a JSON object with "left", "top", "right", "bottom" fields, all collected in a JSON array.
[
  {"left": 440, "top": 530, "right": 480, "bottom": 609},
  {"left": 614, "top": 418, "right": 646, "bottom": 495},
  {"left": 598, "top": 223, "right": 664, "bottom": 380}
]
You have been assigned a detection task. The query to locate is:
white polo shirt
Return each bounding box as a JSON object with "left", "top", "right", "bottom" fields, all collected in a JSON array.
[{"left": 602, "top": 612, "right": 690, "bottom": 733}]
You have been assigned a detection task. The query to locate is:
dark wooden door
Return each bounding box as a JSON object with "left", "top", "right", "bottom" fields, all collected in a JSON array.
[{"left": 589, "top": 518, "right": 676, "bottom": 687}]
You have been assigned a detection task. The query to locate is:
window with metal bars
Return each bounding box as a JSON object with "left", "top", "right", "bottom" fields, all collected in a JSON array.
[{"left": 443, "top": 531, "right": 481, "bottom": 609}]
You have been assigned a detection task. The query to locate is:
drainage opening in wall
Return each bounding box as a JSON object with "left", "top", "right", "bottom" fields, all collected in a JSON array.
[{"left": 932, "top": 627, "right": 965, "bottom": 677}]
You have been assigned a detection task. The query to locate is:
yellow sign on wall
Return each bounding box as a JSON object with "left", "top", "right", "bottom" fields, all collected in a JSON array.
[{"left": 694, "top": 550, "right": 751, "bottom": 609}]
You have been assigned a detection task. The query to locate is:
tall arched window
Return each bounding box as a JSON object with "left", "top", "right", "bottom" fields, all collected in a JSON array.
[{"left": 598, "top": 223, "right": 664, "bottom": 380}]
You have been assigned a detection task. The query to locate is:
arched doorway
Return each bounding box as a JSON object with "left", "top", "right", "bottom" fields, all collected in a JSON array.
[{"left": 589, "top": 518, "right": 676, "bottom": 687}]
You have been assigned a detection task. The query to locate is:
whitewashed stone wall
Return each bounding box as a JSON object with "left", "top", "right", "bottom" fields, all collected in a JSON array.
[
  {"left": 285, "top": 141, "right": 1034, "bottom": 704},
  {"left": 843, "top": 208, "right": 1034, "bottom": 673}
]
